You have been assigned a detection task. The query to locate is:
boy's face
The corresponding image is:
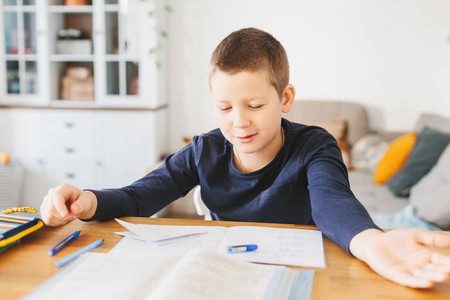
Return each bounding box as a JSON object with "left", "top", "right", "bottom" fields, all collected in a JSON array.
[{"left": 211, "top": 70, "right": 294, "bottom": 162}]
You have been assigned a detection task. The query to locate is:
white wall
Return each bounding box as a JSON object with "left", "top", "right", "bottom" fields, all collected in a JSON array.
[{"left": 165, "top": 0, "right": 450, "bottom": 151}]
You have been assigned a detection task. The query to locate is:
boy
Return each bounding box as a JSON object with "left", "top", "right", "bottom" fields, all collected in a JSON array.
[{"left": 41, "top": 28, "right": 450, "bottom": 288}]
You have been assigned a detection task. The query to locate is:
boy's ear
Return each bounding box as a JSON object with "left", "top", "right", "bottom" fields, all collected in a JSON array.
[{"left": 281, "top": 84, "right": 296, "bottom": 113}]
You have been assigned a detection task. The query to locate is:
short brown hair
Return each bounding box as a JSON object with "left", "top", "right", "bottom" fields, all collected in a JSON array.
[{"left": 209, "top": 28, "right": 289, "bottom": 98}]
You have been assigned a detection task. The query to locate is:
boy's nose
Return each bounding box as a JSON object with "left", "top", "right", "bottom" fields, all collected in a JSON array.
[{"left": 232, "top": 109, "right": 251, "bottom": 128}]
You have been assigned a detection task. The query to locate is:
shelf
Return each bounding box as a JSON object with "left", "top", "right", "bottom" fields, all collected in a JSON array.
[
  {"left": 5, "top": 54, "right": 38, "bottom": 61},
  {"left": 48, "top": 5, "right": 94, "bottom": 13},
  {"left": 2, "top": 6, "right": 37, "bottom": 12},
  {"left": 105, "top": 55, "right": 139, "bottom": 62},
  {"left": 49, "top": 54, "right": 95, "bottom": 62},
  {"left": 50, "top": 100, "right": 97, "bottom": 108}
]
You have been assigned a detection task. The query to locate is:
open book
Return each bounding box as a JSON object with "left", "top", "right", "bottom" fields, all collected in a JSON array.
[
  {"left": 26, "top": 249, "right": 314, "bottom": 300},
  {"left": 113, "top": 219, "right": 326, "bottom": 268}
]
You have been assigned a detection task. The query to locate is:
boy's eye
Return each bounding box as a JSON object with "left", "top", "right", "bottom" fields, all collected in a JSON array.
[
  {"left": 219, "top": 107, "right": 231, "bottom": 111},
  {"left": 249, "top": 105, "right": 263, "bottom": 110}
]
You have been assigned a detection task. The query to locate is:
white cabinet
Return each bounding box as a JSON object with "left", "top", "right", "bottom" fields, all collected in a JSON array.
[
  {"left": 0, "top": 1, "right": 168, "bottom": 208},
  {"left": 96, "top": 110, "right": 161, "bottom": 188},
  {"left": 39, "top": 109, "right": 100, "bottom": 191},
  {"left": 0, "top": 108, "right": 167, "bottom": 208},
  {"left": 0, "top": 0, "right": 166, "bottom": 108},
  {"left": 0, "top": 0, "right": 168, "bottom": 209}
]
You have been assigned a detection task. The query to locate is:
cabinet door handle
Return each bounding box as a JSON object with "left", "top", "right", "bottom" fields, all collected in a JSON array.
[
  {"left": 66, "top": 173, "right": 75, "bottom": 179},
  {"left": 65, "top": 122, "right": 74, "bottom": 128},
  {"left": 65, "top": 148, "right": 75, "bottom": 153}
]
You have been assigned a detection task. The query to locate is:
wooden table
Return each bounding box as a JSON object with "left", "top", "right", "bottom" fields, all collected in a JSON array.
[{"left": 0, "top": 217, "right": 449, "bottom": 300}]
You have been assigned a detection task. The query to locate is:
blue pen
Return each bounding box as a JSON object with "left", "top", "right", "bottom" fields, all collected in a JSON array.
[
  {"left": 227, "top": 244, "right": 258, "bottom": 253},
  {"left": 55, "top": 239, "right": 104, "bottom": 268},
  {"left": 48, "top": 230, "right": 81, "bottom": 256}
]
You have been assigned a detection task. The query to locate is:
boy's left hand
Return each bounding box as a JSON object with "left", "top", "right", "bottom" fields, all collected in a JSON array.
[{"left": 349, "top": 228, "right": 450, "bottom": 288}]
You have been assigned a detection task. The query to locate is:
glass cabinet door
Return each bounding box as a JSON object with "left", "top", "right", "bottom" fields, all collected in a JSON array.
[
  {"left": 2, "top": 0, "right": 38, "bottom": 95},
  {"left": 104, "top": 0, "right": 140, "bottom": 98}
]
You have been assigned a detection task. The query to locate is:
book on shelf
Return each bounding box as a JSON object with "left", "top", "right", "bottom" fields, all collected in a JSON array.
[
  {"left": 55, "top": 40, "right": 92, "bottom": 55},
  {"left": 25, "top": 249, "right": 314, "bottom": 300}
]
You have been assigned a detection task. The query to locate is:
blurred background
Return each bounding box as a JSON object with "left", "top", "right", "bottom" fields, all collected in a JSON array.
[{"left": 0, "top": 0, "right": 449, "bottom": 219}]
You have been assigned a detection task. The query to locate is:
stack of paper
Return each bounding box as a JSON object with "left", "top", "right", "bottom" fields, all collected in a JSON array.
[{"left": 113, "top": 219, "right": 326, "bottom": 268}]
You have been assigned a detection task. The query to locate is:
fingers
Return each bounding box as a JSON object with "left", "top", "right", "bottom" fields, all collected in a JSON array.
[
  {"left": 386, "top": 270, "right": 434, "bottom": 288},
  {"left": 431, "top": 252, "right": 450, "bottom": 268},
  {"left": 40, "top": 200, "right": 77, "bottom": 227},
  {"left": 414, "top": 229, "right": 450, "bottom": 248},
  {"left": 69, "top": 192, "right": 90, "bottom": 217},
  {"left": 388, "top": 250, "right": 450, "bottom": 288},
  {"left": 413, "top": 266, "right": 449, "bottom": 282},
  {"left": 40, "top": 184, "right": 82, "bottom": 227},
  {"left": 364, "top": 229, "right": 450, "bottom": 289},
  {"left": 376, "top": 263, "right": 438, "bottom": 288},
  {"left": 52, "top": 186, "right": 71, "bottom": 218}
]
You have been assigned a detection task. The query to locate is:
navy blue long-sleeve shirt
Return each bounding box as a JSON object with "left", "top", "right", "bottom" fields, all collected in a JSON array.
[{"left": 89, "top": 118, "right": 379, "bottom": 253}]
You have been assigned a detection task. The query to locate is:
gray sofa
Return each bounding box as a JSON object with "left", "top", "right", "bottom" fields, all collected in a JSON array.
[{"left": 285, "top": 100, "right": 449, "bottom": 224}]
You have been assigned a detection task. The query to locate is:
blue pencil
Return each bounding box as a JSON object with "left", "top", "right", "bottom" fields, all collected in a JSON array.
[{"left": 55, "top": 239, "right": 104, "bottom": 268}]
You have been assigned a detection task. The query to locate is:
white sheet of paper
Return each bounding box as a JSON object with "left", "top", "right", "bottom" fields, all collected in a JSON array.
[
  {"left": 115, "top": 219, "right": 209, "bottom": 242},
  {"left": 114, "top": 231, "right": 209, "bottom": 246},
  {"left": 217, "top": 226, "right": 326, "bottom": 268},
  {"left": 110, "top": 227, "right": 228, "bottom": 256}
]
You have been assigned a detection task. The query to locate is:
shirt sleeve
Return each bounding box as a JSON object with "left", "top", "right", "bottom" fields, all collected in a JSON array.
[
  {"left": 85, "top": 139, "right": 201, "bottom": 221},
  {"left": 304, "top": 129, "right": 381, "bottom": 254}
]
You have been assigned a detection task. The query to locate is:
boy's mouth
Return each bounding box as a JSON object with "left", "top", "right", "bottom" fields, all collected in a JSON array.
[{"left": 235, "top": 133, "right": 257, "bottom": 143}]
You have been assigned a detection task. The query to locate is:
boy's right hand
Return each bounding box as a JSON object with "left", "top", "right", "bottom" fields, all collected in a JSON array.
[{"left": 40, "top": 183, "right": 97, "bottom": 226}]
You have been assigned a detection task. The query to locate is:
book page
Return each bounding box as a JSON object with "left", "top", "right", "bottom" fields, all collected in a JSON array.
[
  {"left": 147, "top": 249, "right": 279, "bottom": 300},
  {"left": 217, "top": 226, "right": 326, "bottom": 268},
  {"left": 26, "top": 249, "right": 315, "bottom": 300},
  {"left": 33, "top": 253, "right": 181, "bottom": 300}
]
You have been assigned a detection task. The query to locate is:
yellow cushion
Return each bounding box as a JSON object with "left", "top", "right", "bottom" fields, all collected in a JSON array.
[{"left": 374, "top": 132, "right": 417, "bottom": 184}]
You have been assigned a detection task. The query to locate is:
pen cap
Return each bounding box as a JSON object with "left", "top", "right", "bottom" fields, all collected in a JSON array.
[
  {"left": 245, "top": 244, "right": 258, "bottom": 251},
  {"left": 227, "top": 244, "right": 258, "bottom": 253}
]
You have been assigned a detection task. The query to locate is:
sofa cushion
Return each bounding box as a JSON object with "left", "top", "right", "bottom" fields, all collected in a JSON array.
[
  {"left": 387, "top": 127, "right": 450, "bottom": 197},
  {"left": 373, "top": 132, "right": 417, "bottom": 184},
  {"left": 284, "top": 100, "right": 368, "bottom": 148},
  {"left": 414, "top": 113, "right": 450, "bottom": 134},
  {"left": 351, "top": 133, "right": 390, "bottom": 171},
  {"left": 409, "top": 144, "right": 450, "bottom": 230}
]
